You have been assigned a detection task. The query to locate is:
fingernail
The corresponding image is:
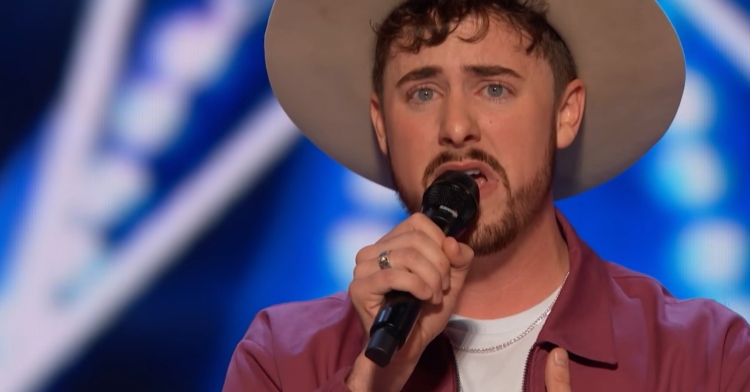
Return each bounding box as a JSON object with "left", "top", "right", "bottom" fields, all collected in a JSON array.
[
  {"left": 554, "top": 350, "right": 569, "bottom": 366},
  {"left": 443, "top": 276, "right": 450, "bottom": 290}
]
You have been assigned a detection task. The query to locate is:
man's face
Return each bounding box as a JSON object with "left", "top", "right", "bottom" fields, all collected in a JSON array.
[{"left": 371, "top": 15, "right": 574, "bottom": 256}]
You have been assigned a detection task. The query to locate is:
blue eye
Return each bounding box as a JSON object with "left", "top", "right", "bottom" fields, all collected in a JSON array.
[
  {"left": 413, "top": 88, "right": 435, "bottom": 102},
  {"left": 485, "top": 85, "right": 505, "bottom": 98}
]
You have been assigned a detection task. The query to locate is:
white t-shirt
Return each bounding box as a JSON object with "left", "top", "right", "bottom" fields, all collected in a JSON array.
[{"left": 444, "top": 286, "right": 562, "bottom": 392}]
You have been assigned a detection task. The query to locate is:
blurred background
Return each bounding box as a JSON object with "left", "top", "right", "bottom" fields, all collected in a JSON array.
[{"left": 0, "top": 0, "right": 748, "bottom": 391}]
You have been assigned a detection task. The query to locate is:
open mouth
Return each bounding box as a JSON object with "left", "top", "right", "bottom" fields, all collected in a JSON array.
[{"left": 462, "top": 169, "right": 488, "bottom": 187}]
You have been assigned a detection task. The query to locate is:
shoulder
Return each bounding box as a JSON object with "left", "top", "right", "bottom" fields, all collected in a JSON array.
[
  {"left": 225, "top": 293, "right": 364, "bottom": 390},
  {"left": 245, "top": 291, "right": 361, "bottom": 348},
  {"left": 603, "top": 262, "right": 750, "bottom": 388},
  {"left": 604, "top": 261, "right": 750, "bottom": 352},
  {"left": 245, "top": 292, "right": 356, "bottom": 340},
  {"left": 604, "top": 261, "right": 747, "bottom": 327}
]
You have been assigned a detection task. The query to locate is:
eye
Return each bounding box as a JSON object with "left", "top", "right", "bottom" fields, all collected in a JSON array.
[
  {"left": 411, "top": 88, "right": 435, "bottom": 102},
  {"left": 484, "top": 84, "right": 505, "bottom": 98}
]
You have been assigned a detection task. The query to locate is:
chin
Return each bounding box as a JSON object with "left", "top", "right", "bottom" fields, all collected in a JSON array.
[{"left": 462, "top": 212, "right": 515, "bottom": 256}]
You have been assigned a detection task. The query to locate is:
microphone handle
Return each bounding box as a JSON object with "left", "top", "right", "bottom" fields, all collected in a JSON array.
[{"left": 364, "top": 207, "right": 458, "bottom": 367}]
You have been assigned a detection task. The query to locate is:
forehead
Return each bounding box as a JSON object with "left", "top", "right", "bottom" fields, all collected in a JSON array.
[{"left": 385, "top": 15, "right": 546, "bottom": 80}]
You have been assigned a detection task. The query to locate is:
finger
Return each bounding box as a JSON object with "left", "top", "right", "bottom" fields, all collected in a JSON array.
[
  {"left": 545, "top": 348, "right": 572, "bottom": 392},
  {"left": 357, "top": 229, "right": 449, "bottom": 269},
  {"left": 350, "top": 267, "right": 435, "bottom": 304},
  {"left": 376, "top": 213, "right": 446, "bottom": 245},
  {"left": 442, "top": 237, "right": 474, "bottom": 270},
  {"left": 354, "top": 247, "right": 445, "bottom": 303},
  {"left": 356, "top": 232, "right": 452, "bottom": 289}
]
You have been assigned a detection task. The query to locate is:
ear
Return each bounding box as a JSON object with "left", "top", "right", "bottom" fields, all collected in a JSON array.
[
  {"left": 555, "top": 79, "right": 586, "bottom": 150},
  {"left": 370, "top": 92, "right": 388, "bottom": 156}
]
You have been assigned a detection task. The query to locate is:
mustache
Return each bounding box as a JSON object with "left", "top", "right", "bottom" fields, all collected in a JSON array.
[{"left": 422, "top": 148, "right": 505, "bottom": 187}]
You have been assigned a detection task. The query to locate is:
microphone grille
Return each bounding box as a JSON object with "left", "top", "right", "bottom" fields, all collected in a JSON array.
[{"left": 422, "top": 171, "right": 479, "bottom": 226}]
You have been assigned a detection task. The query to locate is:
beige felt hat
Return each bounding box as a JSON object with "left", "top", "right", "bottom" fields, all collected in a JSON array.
[{"left": 264, "top": 0, "right": 685, "bottom": 199}]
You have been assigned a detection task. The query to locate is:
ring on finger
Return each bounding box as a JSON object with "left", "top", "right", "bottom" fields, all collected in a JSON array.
[{"left": 378, "top": 250, "right": 392, "bottom": 270}]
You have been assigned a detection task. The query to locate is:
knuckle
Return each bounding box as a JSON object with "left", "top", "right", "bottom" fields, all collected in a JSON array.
[
  {"left": 386, "top": 247, "right": 410, "bottom": 270},
  {"left": 401, "top": 247, "right": 422, "bottom": 263},
  {"left": 396, "top": 247, "right": 445, "bottom": 285},
  {"left": 411, "top": 233, "right": 449, "bottom": 270},
  {"left": 378, "top": 268, "right": 397, "bottom": 283},
  {"left": 347, "top": 280, "right": 362, "bottom": 298},
  {"left": 414, "top": 213, "right": 443, "bottom": 236},
  {"left": 352, "top": 263, "right": 364, "bottom": 278},
  {"left": 402, "top": 214, "right": 425, "bottom": 232},
  {"left": 414, "top": 230, "right": 436, "bottom": 247},
  {"left": 408, "top": 274, "right": 430, "bottom": 295},
  {"left": 427, "top": 272, "right": 442, "bottom": 291},
  {"left": 395, "top": 216, "right": 419, "bottom": 234},
  {"left": 439, "top": 255, "right": 451, "bottom": 274},
  {"left": 413, "top": 214, "right": 436, "bottom": 233},
  {"left": 354, "top": 245, "right": 373, "bottom": 265}
]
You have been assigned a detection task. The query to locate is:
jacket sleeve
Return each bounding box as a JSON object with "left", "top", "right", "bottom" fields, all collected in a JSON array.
[
  {"left": 720, "top": 312, "right": 750, "bottom": 392},
  {"left": 223, "top": 337, "right": 282, "bottom": 391},
  {"left": 222, "top": 310, "right": 355, "bottom": 392}
]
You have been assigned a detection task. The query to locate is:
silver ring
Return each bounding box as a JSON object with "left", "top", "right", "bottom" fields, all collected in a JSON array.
[{"left": 378, "top": 250, "right": 392, "bottom": 270}]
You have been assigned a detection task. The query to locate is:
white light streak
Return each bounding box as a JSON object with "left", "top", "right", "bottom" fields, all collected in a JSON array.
[
  {"left": 675, "top": 0, "right": 750, "bottom": 82},
  {"left": 2, "top": 98, "right": 298, "bottom": 392},
  {"left": 1, "top": 0, "right": 142, "bottom": 391},
  {"left": 0, "top": 1, "right": 294, "bottom": 391}
]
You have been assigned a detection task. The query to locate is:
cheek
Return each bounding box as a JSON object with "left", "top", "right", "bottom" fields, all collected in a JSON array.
[
  {"left": 481, "top": 108, "right": 551, "bottom": 184},
  {"left": 385, "top": 110, "right": 437, "bottom": 182}
]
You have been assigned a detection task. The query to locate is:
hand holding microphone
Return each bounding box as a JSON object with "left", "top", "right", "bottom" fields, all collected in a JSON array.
[{"left": 346, "top": 171, "right": 479, "bottom": 391}]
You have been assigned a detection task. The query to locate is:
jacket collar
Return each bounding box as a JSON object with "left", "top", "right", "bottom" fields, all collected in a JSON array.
[
  {"left": 405, "top": 209, "right": 618, "bottom": 391},
  {"left": 535, "top": 209, "right": 618, "bottom": 365}
]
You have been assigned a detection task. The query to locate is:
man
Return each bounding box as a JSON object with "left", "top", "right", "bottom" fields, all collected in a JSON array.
[{"left": 224, "top": 0, "right": 750, "bottom": 390}]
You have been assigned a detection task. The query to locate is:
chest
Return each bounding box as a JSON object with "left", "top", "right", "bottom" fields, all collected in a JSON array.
[
  {"left": 453, "top": 341, "right": 535, "bottom": 392},
  {"left": 424, "top": 344, "right": 714, "bottom": 392},
  {"left": 522, "top": 346, "right": 716, "bottom": 392}
]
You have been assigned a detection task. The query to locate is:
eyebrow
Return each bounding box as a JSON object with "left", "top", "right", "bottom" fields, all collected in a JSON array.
[
  {"left": 394, "top": 64, "right": 523, "bottom": 88},
  {"left": 464, "top": 65, "right": 523, "bottom": 80},
  {"left": 395, "top": 66, "right": 442, "bottom": 88}
]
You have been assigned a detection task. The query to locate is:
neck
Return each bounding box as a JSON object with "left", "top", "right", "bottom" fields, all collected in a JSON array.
[{"left": 454, "top": 197, "right": 570, "bottom": 319}]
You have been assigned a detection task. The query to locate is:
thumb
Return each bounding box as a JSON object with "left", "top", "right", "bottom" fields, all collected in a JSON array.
[
  {"left": 545, "top": 348, "right": 572, "bottom": 392},
  {"left": 442, "top": 237, "right": 473, "bottom": 270}
]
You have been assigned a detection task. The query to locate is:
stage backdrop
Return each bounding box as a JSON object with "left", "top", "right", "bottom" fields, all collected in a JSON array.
[{"left": 0, "top": 0, "right": 748, "bottom": 391}]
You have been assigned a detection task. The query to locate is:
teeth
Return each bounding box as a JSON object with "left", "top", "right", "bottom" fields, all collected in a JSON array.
[{"left": 464, "top": 169, "right": 481, "bottom": 176}]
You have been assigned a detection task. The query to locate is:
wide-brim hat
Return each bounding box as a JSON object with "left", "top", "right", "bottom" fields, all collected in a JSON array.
[{"left": 264, "top": 0, "right": 685, "bottom": 199}]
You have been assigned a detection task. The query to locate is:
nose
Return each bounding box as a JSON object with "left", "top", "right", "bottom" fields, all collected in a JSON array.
[{"left": 438, "top": 94, "right": 480, "bottom": 148}]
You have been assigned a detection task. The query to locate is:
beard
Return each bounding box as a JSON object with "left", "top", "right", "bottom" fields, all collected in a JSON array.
[{"left": 390, "top": 128, "right": 556, "bottom": 257}]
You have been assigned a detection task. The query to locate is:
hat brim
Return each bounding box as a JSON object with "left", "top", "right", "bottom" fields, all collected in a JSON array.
[{"left": 265, "top": 0, "right": 685, "bottom": 200}]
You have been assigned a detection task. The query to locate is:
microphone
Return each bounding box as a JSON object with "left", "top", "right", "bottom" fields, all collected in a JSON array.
[{"left": 364, "top": 170, "right": 480, "bottom": 367}]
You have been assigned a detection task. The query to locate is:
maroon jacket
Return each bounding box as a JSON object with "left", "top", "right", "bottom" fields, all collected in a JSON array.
[{"left": 224, "top": 212, "right": 750, "bottom": 391}]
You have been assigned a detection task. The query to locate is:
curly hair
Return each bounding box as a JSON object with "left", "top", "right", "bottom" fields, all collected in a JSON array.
[{"left": 372, "top": 0, "right": 577, "bottom": 103}]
